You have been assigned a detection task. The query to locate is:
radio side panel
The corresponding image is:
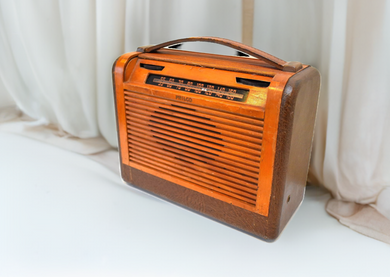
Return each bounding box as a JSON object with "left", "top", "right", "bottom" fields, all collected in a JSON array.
[{"left": 274, "top": 66, "right": 321, "bottom": 234}]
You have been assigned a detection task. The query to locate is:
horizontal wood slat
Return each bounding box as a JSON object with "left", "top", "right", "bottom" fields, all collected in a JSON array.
[
  {"left": 126, "top": 111, "right": 261, "bottom": 149},
  {"left": 127, "top": 130, "right": 259, "bottom": 171},
  {"left": 128, "top": 134, "right": 259, "bottom": 180},
  {"left": 130, "top": 148, "right": 257, "bottom": 198},
  {"left": 127, "top": 121, "right": 260, "bottom": 163},
  {"left": 125, "top": 107, "right": 262, "bottom": 145},
  {"left": 124, "top": 89, "right": 263, "bottom": 125},
  {"left": 130, "top": 146, "right": 257, "bottom": 191},
  {"left": 132, "top": 157, "right": 257, "bottom": 205},
  {"left": 125, "top": 101, "right": 262, "bottom": 138},
  {"left": 125, "top": 90, "right": 263, "bottom": 207},
  {"left": 124, "top": 93, "right": 264, "bottom": 130},
  {"left": 129, "top": 161, "right": 258, "bottom": 210},
  {"left": 126, "top": 114, "right": 261, "bottom": 155}
]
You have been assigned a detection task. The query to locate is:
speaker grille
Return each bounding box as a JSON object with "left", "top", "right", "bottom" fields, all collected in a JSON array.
[{"left": 124, "top": 90, "right": 263, "bottom": 206}]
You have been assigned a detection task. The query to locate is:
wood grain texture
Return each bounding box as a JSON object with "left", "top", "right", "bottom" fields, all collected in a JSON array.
[
  {"left": 277, "top": 67, "right": 321, "bottom": 231},
  {"left": 122, "top": 164, "right": 274, "bottom": 240},
  {"left": 113, "top": 38, "right": 320, "bottom": 241}
]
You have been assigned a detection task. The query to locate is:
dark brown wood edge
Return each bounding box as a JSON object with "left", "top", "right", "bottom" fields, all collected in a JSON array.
[
  {"left": 272, "top": 66, "right": 321, "bottom": 235},
  {"left": 123, "top": 164, "right": 275, "bottom": 241}
]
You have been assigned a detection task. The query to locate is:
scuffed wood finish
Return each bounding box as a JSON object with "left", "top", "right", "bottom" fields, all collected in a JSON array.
[{"left": 113, "top": 37, "right": 320, "bottom": 241}]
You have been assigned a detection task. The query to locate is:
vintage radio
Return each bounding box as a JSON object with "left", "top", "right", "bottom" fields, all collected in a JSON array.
[{"left": 112, "top": 37, "right": 320, "bottom": 241}]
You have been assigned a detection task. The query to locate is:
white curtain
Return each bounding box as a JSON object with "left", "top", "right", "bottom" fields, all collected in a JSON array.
[
  {"left": 1, "top": 0, "right": 389, "bottom": 242},
  {"left": 0, "top": 0, "right": 126, "bottom": 150},
  {"left": 253, "top": 0, "right": 390, "bottom": 242},
  {"left": 0, "top": 0, "right": 241, "bottom": 148}
]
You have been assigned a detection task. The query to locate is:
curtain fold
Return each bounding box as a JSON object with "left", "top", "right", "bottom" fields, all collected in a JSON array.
[{"left": 1, "top": 0, "right": 389, "bottom": 242}]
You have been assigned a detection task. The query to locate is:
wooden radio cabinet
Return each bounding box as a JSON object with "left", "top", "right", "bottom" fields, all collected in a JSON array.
[{"left": 113, "top": 37, "right": 320, "bottom": 241}]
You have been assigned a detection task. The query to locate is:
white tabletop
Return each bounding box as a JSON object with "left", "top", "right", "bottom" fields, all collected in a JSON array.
[{"left": 1, "top": 132, "right": 389, "bottom": 277}]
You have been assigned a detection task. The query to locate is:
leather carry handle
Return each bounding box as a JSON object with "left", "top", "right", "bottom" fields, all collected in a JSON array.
[{"left": 137, "top": 36, "right": 302, "bottom": 72}]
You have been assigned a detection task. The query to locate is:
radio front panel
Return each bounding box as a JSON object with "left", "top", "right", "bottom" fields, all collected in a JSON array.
[
  {"left": 113, "top": 38, "right": 320, "bottom": 241},
  {"left": 121, "top": 58, "right": 270, "bottom": 212}
]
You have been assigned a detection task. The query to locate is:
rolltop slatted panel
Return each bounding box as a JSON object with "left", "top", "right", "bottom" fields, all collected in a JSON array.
[{"left": 124, "top": 90, "right": 264, "bottom": 207}]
